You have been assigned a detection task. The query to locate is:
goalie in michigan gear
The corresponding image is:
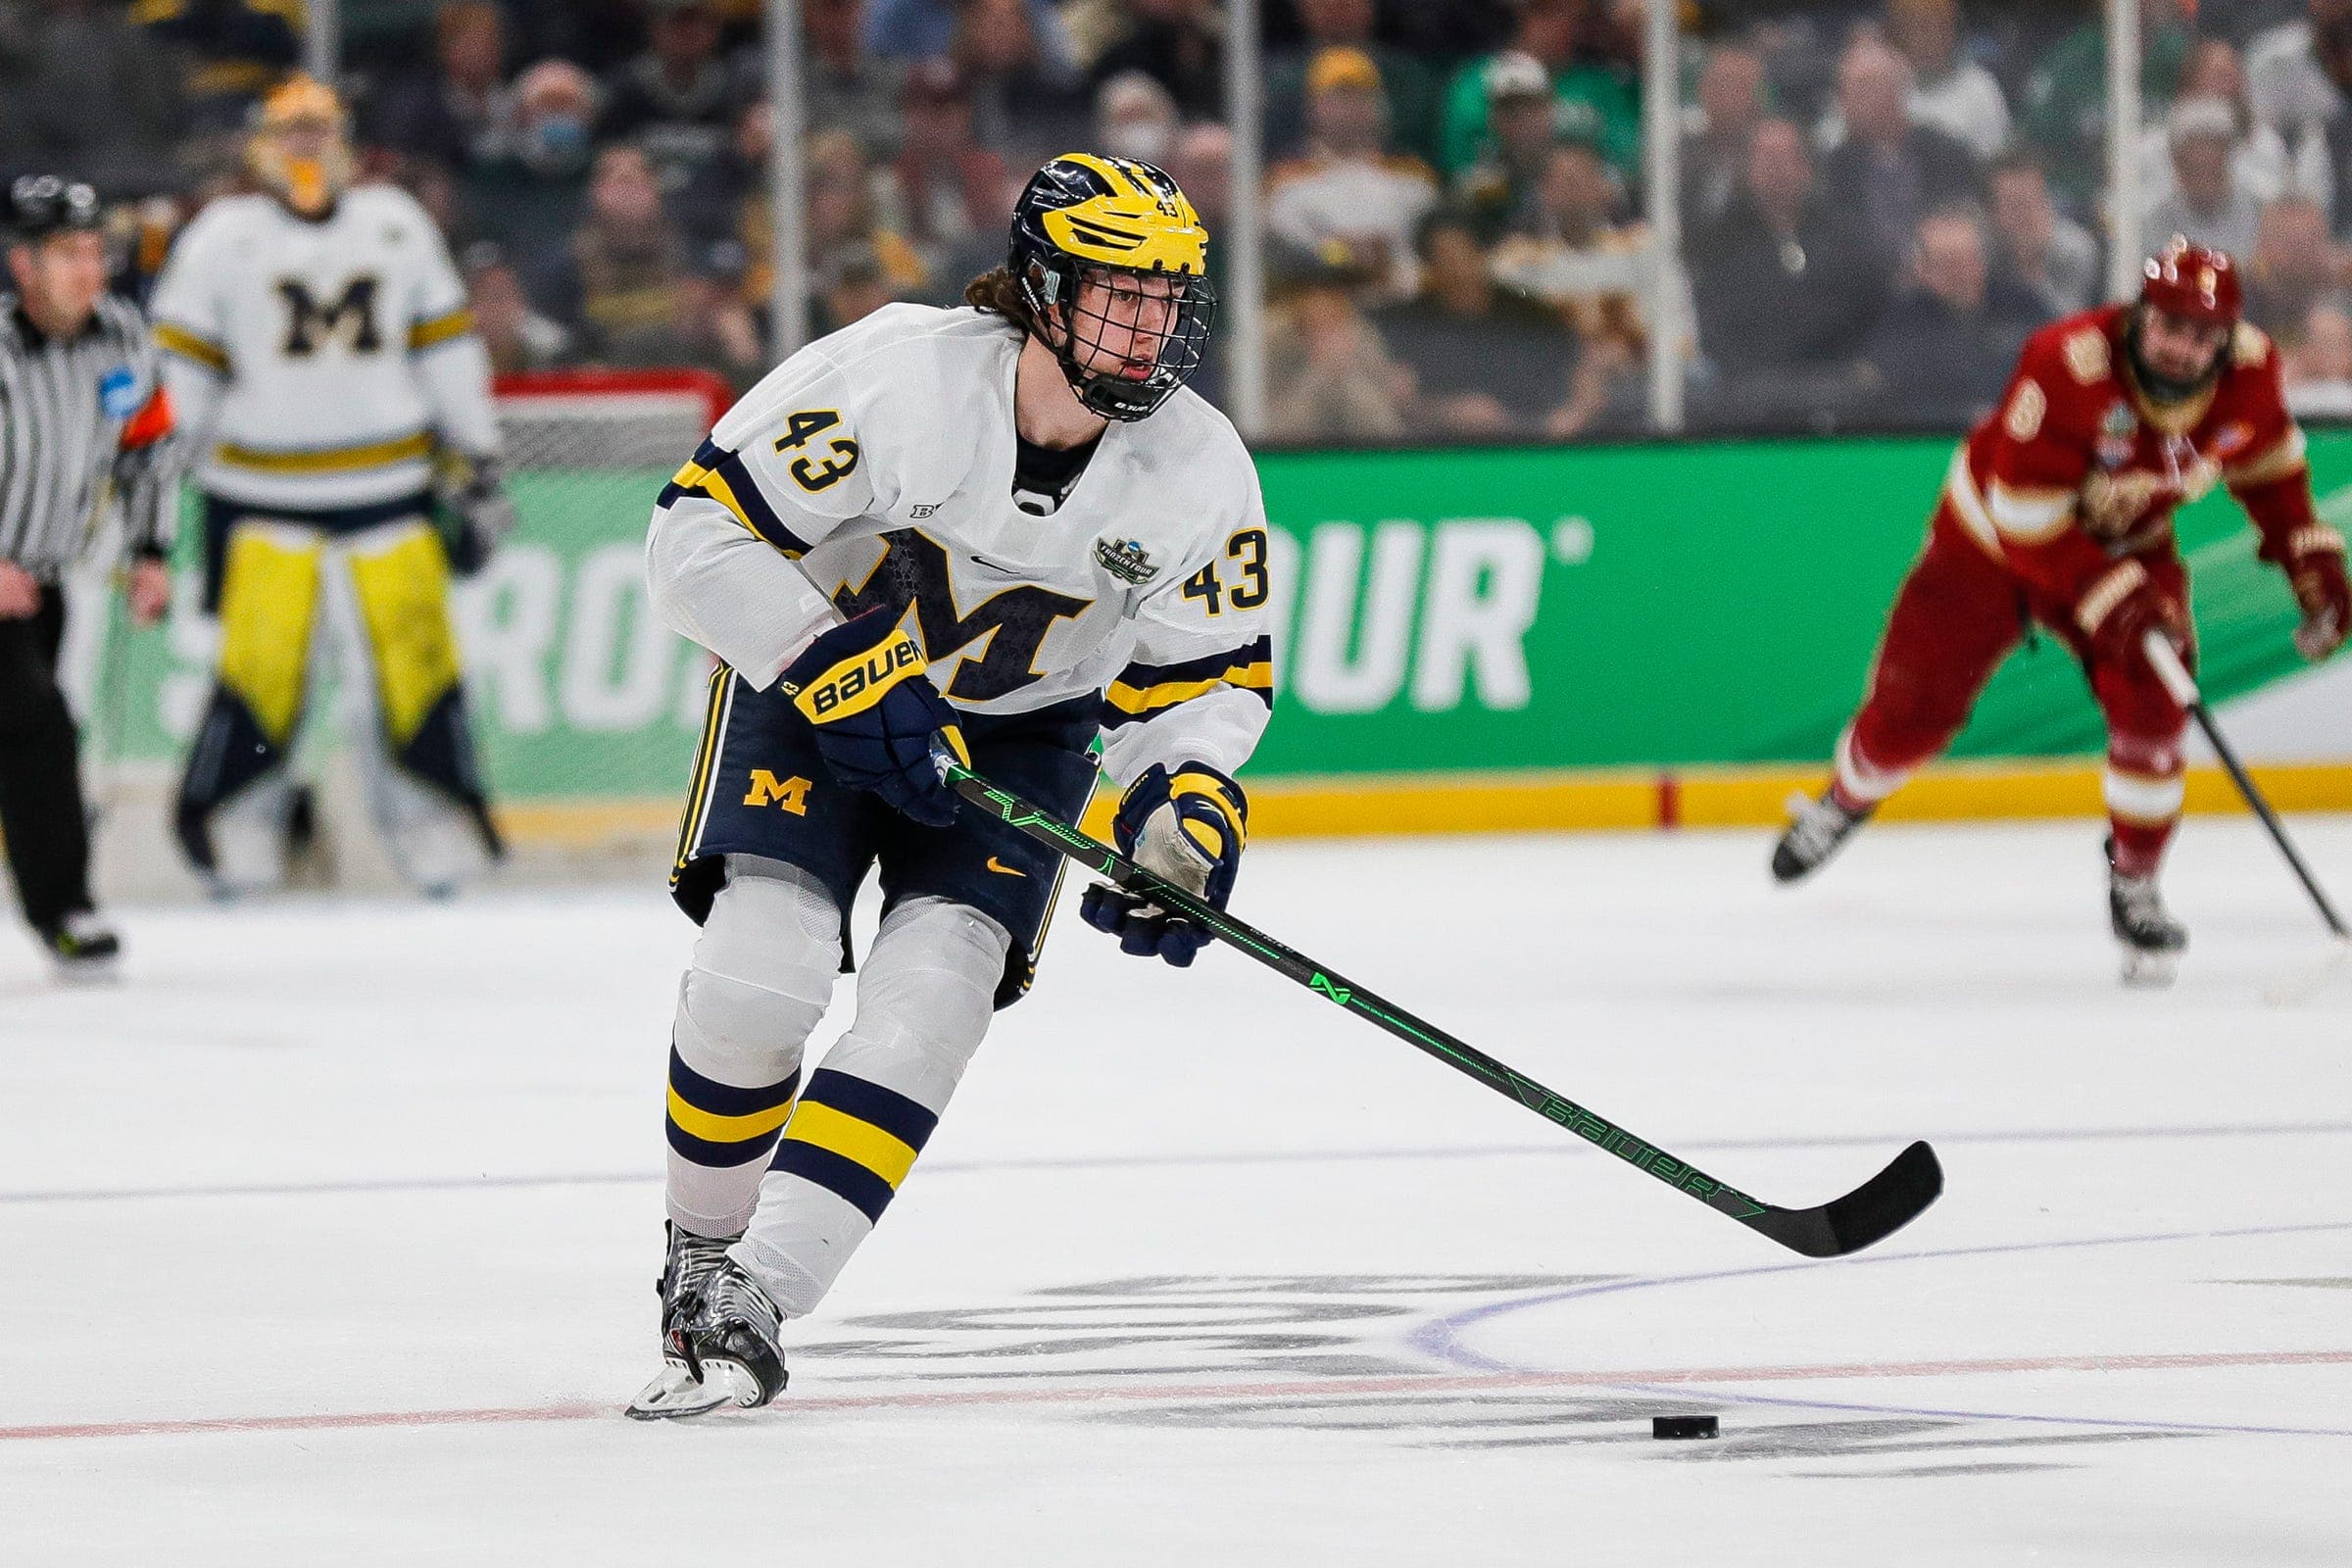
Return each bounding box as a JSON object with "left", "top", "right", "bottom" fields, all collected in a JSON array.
[
  {"left": 151, "top": 74, "right": 511, "bottom": 899},
  {"left": 244, "top": 74, "right": 356, "bottom": 220},
  {"left": 631, "top": 153, "right": 1271, "bottom": 1417}
]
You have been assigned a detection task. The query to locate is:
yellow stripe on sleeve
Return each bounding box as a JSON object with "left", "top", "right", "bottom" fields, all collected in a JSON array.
[
  {"left": 408, "top": 307, "right": 476, "bottom": 351},
  {"left": 155, "top": 321, "right": 229, "bottom": 372},
  {"left": 779, "top": 1101, "right": 920, "bottom": 1189},
  {"left": 668, "top": 459, "right": 767, "bottom": 542},
  {"left": 1103, "top": 660, "right": 1276, "bottom": 715}
]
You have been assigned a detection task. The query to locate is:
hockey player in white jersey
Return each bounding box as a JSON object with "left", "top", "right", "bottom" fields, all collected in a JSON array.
[
  {"left": 628, "top": 154, "right": 1272, "bottom": 1417},
  {"left": 150, "top": 76, "right": 513, "bottom": 897}
]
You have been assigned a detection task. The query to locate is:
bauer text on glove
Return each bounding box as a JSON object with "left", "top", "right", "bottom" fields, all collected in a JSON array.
[{"left": 778, "top": 609, "right": 967, "bottom": 827}]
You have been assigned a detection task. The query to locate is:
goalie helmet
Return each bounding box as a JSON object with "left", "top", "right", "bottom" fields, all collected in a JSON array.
[
  {"left": 1006, "top": 153, "right": 1214, "bottom": 421},
  {"left": 248, "top": 74, "right": 355, "bottom": 219}
]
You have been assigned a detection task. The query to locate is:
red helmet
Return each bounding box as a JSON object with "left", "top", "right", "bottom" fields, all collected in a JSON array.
[{"left": 2139, "top": 236, "right": 2241, "bottom": 326}]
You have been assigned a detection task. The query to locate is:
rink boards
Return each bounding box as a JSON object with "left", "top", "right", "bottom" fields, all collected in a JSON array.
[{"left": 57, "top": 427, "right": 2352, "bottom": 856}]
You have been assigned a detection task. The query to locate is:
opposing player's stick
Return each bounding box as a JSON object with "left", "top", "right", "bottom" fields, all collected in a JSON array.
[
  {"left": 2143, "top": 631, "right": 2350, "bottom": 940},
  {"left": 2142, "top": 632, "right": 2352, "bottom": 1001},
  {"left": 937, "top": 752, "right": 1943, "bottom": 1259}
]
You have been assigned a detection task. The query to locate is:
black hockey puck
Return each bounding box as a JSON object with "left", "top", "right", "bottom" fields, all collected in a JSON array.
[{"left": 1651, "top": 1414, "right": 1718, "bottom": 1441}]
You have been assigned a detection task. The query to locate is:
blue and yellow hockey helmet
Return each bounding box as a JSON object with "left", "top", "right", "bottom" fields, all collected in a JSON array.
[{"left": 1006, "top": 153, "right": 1214, "bottom": 421}]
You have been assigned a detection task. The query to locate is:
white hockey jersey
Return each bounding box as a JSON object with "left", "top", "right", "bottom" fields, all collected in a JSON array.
[
  {"left": 149, "top": 185, "right": 501, "bottom": 513},
  {"left": 645, "top": 304, "right": 1274, "bottom": 787}
]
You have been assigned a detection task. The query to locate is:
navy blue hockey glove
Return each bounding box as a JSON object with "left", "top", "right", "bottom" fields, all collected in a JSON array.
[
  {"left": 1080, "top": 762, "right": 1247, "bottom": 966},
  {"left": 779, "top": 609, "right": 967, "bottom": 827}
]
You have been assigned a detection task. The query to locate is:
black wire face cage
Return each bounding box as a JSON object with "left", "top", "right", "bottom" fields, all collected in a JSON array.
[{"left": 1023, "top": 259, "right": 1217, "bottom": 422}]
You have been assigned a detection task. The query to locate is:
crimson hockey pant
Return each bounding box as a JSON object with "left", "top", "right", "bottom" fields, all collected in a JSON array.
[{"left": 1832, "top": 513, "right": 2191, "bottom": 877}]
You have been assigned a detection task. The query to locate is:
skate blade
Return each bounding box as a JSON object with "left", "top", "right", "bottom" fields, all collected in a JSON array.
[
  {"left": 2120, "top": 949, "right": 2180, "bottom": 989},
  {"left": 623, "top": 1358, "right": 766, "bottom": 1420},
  {"left": 624, "top": 1361, "right": 730, "bottom": 1420}
]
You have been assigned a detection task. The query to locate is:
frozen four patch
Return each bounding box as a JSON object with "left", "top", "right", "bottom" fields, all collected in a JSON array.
[{"left": 1094, "top": 536, "right": 1158, "bottom": 584}]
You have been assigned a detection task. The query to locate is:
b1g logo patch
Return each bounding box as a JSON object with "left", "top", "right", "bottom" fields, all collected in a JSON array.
[
  {"left": 98, "top": 366, "right": 140, "bottom": 419},
  {"left": 1095, "top": 536, "right": 1158, "bottom": 584}
]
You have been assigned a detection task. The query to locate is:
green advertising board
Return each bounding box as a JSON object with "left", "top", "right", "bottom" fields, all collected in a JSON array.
[{"left": 94, "top": 431, "right": 2328, "bottom": 803}]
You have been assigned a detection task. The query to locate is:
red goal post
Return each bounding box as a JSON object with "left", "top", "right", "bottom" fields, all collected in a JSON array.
[{"left": 494, "top": 368, "right": 736, "bottom": 481}]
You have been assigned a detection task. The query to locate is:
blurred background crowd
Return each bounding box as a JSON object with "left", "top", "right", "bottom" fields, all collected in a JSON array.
[{"left": 13, "top": 0, "right": 2352, "bottom": 444}]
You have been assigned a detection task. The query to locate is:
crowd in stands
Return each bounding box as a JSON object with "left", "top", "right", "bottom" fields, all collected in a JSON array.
[{"left": 20, "top": 0, "right": 2352, "bottom": 441}]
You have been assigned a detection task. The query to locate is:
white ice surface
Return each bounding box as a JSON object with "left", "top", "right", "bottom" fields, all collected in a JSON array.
[{"left": 3, "top": 818, "right": 2350, "bottom": 1566}]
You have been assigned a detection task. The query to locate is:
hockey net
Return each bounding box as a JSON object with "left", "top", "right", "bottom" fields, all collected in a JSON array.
[
  {"left": 496, "top": 369, "right": 734, "bottom": 475},
  {"left": 479, "top": 368, "right": 737, "bottom": 870}
]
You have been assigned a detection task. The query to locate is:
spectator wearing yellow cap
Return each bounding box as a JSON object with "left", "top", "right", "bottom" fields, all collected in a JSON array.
[
  {"left": 1266, "top": 47, "right": 1441, "bottom": 304},
  {"left": 1263, "top": 0, "right": 1444, "bottom": 167}
]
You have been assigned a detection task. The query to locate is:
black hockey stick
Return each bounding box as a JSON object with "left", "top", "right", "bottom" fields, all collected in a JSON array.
[
  {"left": 2143, "top": 631, "right": 2350, "bottom": 941},
  {"left": 939, "top": 753, "right": 1942, "bottom": 1258}
]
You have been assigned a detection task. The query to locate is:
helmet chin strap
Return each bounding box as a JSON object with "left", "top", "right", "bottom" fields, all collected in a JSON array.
[{"left": 2125, "top": 306, "right": 2223, "bottom": 405}]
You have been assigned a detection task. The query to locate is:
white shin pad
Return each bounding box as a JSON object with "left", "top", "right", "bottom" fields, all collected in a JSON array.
[
  {"left": 665, "top": 858, "right": 843, "bottom": 1237},
  {"left": 735, "top": 895, "right": 1009, "bottom": 1317}
]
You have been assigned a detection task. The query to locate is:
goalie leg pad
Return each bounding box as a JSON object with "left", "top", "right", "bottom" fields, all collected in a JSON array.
[
  {"left": 174, "top": 523, "right": 323, "bottom": 885},
  {"left": 332, "top": 522, "right": 502, "bottom": 888},
  {"left": 666, "top": 858, "right": 841, "bottom": 1237}
]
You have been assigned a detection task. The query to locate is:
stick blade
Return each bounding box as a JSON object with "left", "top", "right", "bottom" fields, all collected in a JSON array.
[{"left": 1750, "top": 1141, "right": 1943, "bottom": 1258}]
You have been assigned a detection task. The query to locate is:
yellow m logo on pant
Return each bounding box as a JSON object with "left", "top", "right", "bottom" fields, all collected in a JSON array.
[{"left": 742, "top": 770, "right": 811, "bottom": 813}]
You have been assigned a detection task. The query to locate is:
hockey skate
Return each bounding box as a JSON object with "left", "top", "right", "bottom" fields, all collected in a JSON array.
[
  {"left": 1771, "top": 792, "right": 1874, "bottom": 883},
  {"left": 624, "top": 1223, "right": 743, "bottom": 1418},
  {"left": 2108, "top": 841, "right": 2187, "bottom": 988},
  {"left": 626, "top": 1251, "right": 787, "bottom": 1419},
  {"left": 38, "top": 911, "right": 121, "bottom": 981}
]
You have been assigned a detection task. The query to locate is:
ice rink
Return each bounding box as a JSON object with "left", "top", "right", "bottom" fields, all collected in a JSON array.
[{"left": 4, "top": 816, "right": 2349, "bottom": 1566}]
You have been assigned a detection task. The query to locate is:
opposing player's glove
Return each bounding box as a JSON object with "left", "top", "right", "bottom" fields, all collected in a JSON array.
[
  {"left": 1080, "top": 763, "right": 1247, "bottom": 967},
  {"left": 432, "top": 451, "right": 517, "bottom": 577},
  {"left": 2074, "top": 559, "right": 2188, "bottom": 678},
  {"left": 778, "top": 609, "right": 966, "bottom": 827},
  {"left": 2278, "top": 524, "right": 2349, "bottom": 662}
]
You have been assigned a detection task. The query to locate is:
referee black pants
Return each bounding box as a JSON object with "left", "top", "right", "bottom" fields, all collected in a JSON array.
[{"left": 0, "top": 586, "right": 93, "bottom": 932}]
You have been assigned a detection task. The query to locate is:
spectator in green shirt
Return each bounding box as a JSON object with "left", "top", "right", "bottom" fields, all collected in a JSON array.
[
  {"left": 1438, "top": 0, "right": 1641, "bottom": 184},
  {"left": 2021, "top": 0, "right": 2194, "bottom": 213}
]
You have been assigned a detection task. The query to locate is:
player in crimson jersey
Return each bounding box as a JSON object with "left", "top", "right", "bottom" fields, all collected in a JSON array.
[{"left": 1772, "top": 238, "right": 2351, "bottom": 984}]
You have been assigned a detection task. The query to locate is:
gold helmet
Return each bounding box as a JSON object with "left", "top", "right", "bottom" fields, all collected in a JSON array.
[
  {"left": 1006, "top": 153, "right": 1214, "bottom": 420},
  {"left": 247, "top": 75, "right": 354, "bottom": 218}
]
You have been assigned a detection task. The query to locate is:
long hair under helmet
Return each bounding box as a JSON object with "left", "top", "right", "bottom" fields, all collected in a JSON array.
[{"left": 1006, "top": 153, "right": 1214, "bottom": 421}]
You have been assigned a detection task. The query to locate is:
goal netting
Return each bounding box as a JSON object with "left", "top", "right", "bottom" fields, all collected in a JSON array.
[{"left": 466, "top": 368, "right": 737, "bottom": 865}]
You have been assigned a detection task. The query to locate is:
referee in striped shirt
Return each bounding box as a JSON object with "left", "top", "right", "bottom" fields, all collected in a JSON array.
[{"left": 1, "top": 176, "right": 177, "bottom": 972}]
